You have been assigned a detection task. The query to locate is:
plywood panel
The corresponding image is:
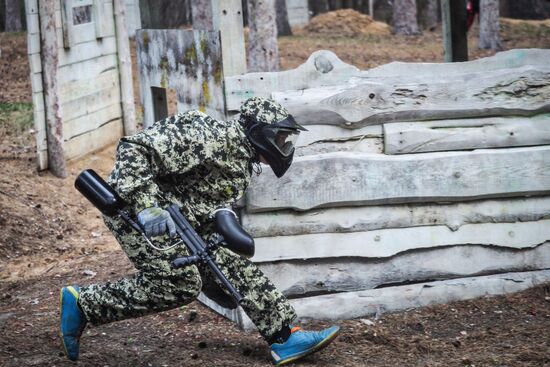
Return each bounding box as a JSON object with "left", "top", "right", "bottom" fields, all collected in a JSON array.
[{"left": 136, "top": 29, "right": 226, "bottom": 126}]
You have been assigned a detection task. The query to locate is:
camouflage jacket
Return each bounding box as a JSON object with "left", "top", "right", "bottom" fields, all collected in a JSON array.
[{"left": 107, "top": 111, "right": 255, "bottom": 230}]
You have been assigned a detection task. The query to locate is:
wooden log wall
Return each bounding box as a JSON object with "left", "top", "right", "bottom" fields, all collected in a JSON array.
[
  {"left": 202, "top": 48, "right": 550, "bottom": 328},
  {"left": 26, "top": 0, "right": 127, "bottom": 170}
]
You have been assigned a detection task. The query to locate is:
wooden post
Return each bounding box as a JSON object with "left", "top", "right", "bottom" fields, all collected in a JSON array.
[
  {"left": 38, "top": 0, "right": 67, "bottom": 178},
  {"left": 441, "top": 0, "right": 468, "bottom": 62},
  {"left": 369, "top": 0, "right": 374, "bottom": 18},
  {"left": 211, "top": 0, "right": 247, "bottom": 76},
  {"left": 113, "top": 0, "right": 137, "bottom": 136}
]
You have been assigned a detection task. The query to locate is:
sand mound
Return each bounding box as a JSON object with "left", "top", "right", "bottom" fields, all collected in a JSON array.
[{"left": 302, "top": 9, "right": 390, "bottom": 37}]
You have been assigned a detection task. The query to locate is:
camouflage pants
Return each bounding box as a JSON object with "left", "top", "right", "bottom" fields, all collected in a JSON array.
[{"left": 78, "top": 216, "right": 297, "bottom": 341}]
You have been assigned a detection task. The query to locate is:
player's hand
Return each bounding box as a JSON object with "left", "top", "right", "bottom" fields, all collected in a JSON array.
[{"left": 137, "top": 207, "right": 176, "bottom": 238}]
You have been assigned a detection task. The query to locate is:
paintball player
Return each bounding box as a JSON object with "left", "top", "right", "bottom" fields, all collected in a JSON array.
[{"left": 59, "top": 97, "right": 340, "bottom": 365}]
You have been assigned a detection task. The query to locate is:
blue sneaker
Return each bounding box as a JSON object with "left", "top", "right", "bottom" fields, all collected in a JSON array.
[
  {"left": 60, "top": 286, "right": 87, "bottom": 361},
  {"left": 270, "top": 325, "right": 340, "bottom": 365}
]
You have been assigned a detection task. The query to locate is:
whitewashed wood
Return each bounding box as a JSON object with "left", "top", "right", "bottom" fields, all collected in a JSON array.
[
  {"left": 242, "top": 196, "right": 550, "bottom": 237},
  {"left": 57, "top": 54, "right": 118, "bottom": 84},
  {"left": 30, "top": 72, "right": 43, "bottom": 94},
  {"left": 62, "top": 87, "right": 120, "bottom": 122},
  {"left": 58, "top": 36, "right": 117, "bottom": 67},
  {"left": 296, "top": 137, "right": 383, "bottom": 156},
  {"left": 27, "top": 32, "right": 41, "bottom": 54},
  {"left": 64, "top": 118, "right": 123, "bottom": 160},
  {"left": 247, "top": 147, "right": 550, "bottom": 212},
  {"left": 286, "top": 0, "right": 309, "bottom": 27},
  {"left": 296, "top": 124, "right": 382, "bottom": 147},
  {"left": 205, "top": 270, "right": 550, "bottom": 330},
  {"left": 384, "top": 114, "right": 550, "bottom": 154},
  {"left": 288, "top": 270, "right": 550, "bottom": 323},
  {"left": 364, "top": 49, "right": 550, "bottom": 79},
  {"left": 259, "top": 242, "right": 550, "bottom": 296},
  {"left": 225, "top": 50, "right": 360, "bottom": 111},
  {"left": 274, "top": 66, "right": 550, "bottom": 129},
  {"left": 25, "top": 0, "right": 38, "bottom": 14},
  {"left": 136, "top": 29, "right": 226, "bottom": 126},
  {"left": 251, "top": 219, "right": 550, "bottom": 262},
  {"left": 114, "top": 0, "right": 137, "bottom": 135},
  {"left": 94, "top": 0, "right": 108, "bottom": 39},
  {"left": 212, "top": 0, "right": 247, "bottom": 77},
  {"left": 26, "top": 12, "right": 40, "bottom": 34},
  {"left": 32, "top": 91, "right": 45, "bottom": 114},
  {"left": 59, "top": 68, "right": 119, "bottom": 102},
  {"left": 64, "top": 103, "right": 122, "bottom": 140}
]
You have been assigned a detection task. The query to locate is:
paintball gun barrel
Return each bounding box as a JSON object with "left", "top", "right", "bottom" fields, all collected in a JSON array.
[{"left": 74, "top": 169, "right": 256, "bottom": 305}]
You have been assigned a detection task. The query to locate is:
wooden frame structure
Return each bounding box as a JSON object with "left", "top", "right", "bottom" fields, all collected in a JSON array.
[{"left": 25, "top": 0, "right": 135, "bottom": 171}]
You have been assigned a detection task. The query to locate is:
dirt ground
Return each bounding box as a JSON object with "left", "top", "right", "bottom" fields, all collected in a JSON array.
[{"left": 1, "top": 14, "right": 550, "bottom": 366}]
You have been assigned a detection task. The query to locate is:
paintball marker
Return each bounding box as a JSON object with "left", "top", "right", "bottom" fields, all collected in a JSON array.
[{"left": 74, "top": 169, "right": 255, "bottom": 305}]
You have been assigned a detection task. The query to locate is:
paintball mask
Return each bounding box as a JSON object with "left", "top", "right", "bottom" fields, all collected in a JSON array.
[{"left": 240, "top": 98, "right": 307, "bottom": 177}]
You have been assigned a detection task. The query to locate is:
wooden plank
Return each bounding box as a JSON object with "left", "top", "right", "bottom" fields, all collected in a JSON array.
[
  {"left": 27, "top": 32, "right": 41, "bottom": 54},
  {"left": 204, "top": 269, "right": 550, "bottom": 330},
  {"left": 30, "top": 72, "right": 43, "bottom": 94},
  {"left": 32, "top": 91, "right": 45, "bottom": 113},
  {"left": 247, "top": 147, "right": 550, "bottom": 212},
  {"left": 136, "top": 29, "right": 226, "bottom": 126},
  {"left": 273, "top": 67, "right": 550, "bottom": 129},
  {"left": 242, "top": 196, "right": 550, "bottom": 238},
  {"left": 62, "top": 86, "right": 120, "bottom": 122},
  {"left": 224, "top": 50, "right": 360, "bottom": 112},
  {"left": 296, "top": 137, "right": 383, "bottom": 157},
  {"left": 212, "top": 0, "right": 247, "bottom": 77},
  {"left": 57, "top": 54, "right": 118, "bottom": 84},
  {"left": 26, "top": 12, "right": 40, "bottom": 34},
  {"left": 288, "top": 270, "right": 550, "bottom": 323},
  {"left": 64, "top": 102, "right": 122, "bottom": 140},
  {"left": 384, "top": 114, "right": 550, "bottom": 154},
  {"left": 58, "top": 36, "right": 117, "bottom": 67},
  {"left": 64, "top": 118, "right": 123, "bottom": 160},
  {"left": 59, "top": 68, "right": 120, "bottom": 103},
  {"left": 364, "top": 49, "right": 550, "bottom": 79},
  {"left": 25, "top": 0, "right": 38, "bottom": 14},
  {"left": 259, "top": 242, "right": 550, "bottom": 297},
  {"left": 296, "top": 124, "right": 382, "bottom": 147},
  {"left": 250, "top": 219, "right": 550, "bottom": 262}
]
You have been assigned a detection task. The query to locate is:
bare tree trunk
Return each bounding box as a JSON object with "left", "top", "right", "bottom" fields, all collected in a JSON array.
[
  {"left": 276, "top": 0, "right": 292, "bottom": 36},
  {"left": 5, "top": 0, "right": 22, "bottom": 32},
  {"left": 38, "top": 0, "right": 67, "bottom": 178},
  {"left": 369, "top": 0, "right": 375, "bottom": 17},
  {"left": 192, "top": 0, "right": 214, "bottom": 29},
  {"left": 393, "top": 0, "right": 421, "bottom": 35},
  {"left": 247, "top": 0, "right": 279, "bottom": 72},
  {"left": 478, "top": 0, "right": 501, "bottom": 49},
  {"left": 114, "top": 0, "right": 137, "bottom": 136},
  {"left": 424, "top": 0, "right": 439, "bottom": 31}
]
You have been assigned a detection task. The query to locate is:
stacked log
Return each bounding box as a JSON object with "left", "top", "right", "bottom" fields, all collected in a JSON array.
[{"left": 205, "top": 49, "right": 550, "bottom": 329}]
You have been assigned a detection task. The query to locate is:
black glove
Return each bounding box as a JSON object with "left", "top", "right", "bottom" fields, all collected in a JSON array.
[{"left": 137, "top": 207, "right": 176, "bottom": 238}]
